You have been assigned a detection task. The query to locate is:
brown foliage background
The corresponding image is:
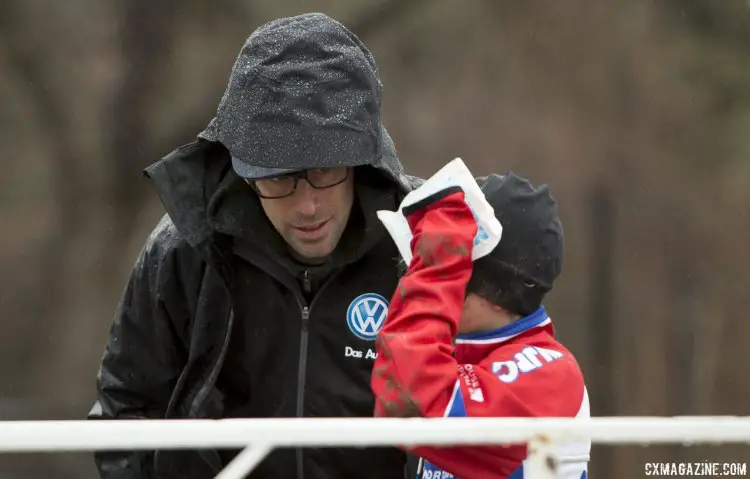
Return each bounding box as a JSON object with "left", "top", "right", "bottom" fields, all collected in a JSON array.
[{"left": 1, "top": 1, "right": 748, "bottom": 477}]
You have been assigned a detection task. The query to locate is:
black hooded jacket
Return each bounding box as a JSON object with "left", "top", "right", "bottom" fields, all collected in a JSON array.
[{"left": 88, "top": 13, "right": 421, "bottom": 479}]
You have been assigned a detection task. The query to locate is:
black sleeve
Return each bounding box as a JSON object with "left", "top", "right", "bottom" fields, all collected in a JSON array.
[{"left": 87, "top": 217, "right": 190, "bottom": 479}]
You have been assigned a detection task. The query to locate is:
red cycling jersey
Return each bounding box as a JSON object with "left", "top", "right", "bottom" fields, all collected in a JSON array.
[{"left": 371, "top": 190, "right": 590, "bottom": 479}]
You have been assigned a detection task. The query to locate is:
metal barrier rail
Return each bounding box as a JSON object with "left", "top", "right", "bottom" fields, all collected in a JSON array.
[{"left": 1, "top": 416, "right": 749, "bottom": 478}]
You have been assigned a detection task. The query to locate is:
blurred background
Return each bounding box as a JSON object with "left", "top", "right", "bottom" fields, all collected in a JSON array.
[{"left": 1, "top": 0, "right": 749, "bottom": 477}]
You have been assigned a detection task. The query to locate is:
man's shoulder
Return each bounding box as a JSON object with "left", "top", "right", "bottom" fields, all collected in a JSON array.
[
  {"left": 144, "top": 214, "right": 187, "bottom": 249},
  {"left": 139, "top": 214, "right": 203, "bottom": 266}
]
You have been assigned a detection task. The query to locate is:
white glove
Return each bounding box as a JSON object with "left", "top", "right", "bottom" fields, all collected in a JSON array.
[{"left": 376, "top": 157, "right": 503, "bottom": 266}]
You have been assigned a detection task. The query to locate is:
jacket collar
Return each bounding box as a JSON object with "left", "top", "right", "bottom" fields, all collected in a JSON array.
[{"left": 456, "top": 306, "right": 552, "bottom": 346}]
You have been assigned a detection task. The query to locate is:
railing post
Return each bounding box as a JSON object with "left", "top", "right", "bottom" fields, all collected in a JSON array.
[
  {"left": 215, "top": 444, "right": 273, "bottom": 479},
  {"left": 525, "top": 437, "right": 558, "bottom": 479}
]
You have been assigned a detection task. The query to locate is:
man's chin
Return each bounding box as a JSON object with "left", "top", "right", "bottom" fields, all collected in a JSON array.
[{"left": 289, "top": 241, "right": 334, "bottom": 265}]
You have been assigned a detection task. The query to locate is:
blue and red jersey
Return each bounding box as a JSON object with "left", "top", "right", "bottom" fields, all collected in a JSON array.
[{"left": 371, "top": 190, "right": 590, "bottom": 479}]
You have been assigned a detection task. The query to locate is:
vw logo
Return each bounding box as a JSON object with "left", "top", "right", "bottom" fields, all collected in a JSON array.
[{"left": 346, "top": 293, "right": 389, "bottom": 341}]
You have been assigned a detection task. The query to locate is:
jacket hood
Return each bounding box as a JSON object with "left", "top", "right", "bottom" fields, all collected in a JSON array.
[
  {"left": 198, "top": 12, "right": 405, "bottom": 183},
  {"left": 144, "top": 13, "right": 422, "bottom": 250}
]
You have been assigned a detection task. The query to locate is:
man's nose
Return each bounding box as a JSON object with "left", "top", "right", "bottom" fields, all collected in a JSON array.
[{"left": 292, "top": 179, "right": 319, "bottom": 216}]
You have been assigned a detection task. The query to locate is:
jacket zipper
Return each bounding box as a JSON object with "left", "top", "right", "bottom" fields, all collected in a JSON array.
[
  {"left": 296, "top": 270, "right": 312, "bottom": 479},
  {"left": 295, "top": 269, "right": 339, "bottom": 479},
  {"left": 296, "top": 304, "right": 310, "bottom": 479}
]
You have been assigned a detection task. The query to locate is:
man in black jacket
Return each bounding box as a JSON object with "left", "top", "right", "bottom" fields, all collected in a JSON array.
[{"left": 88, "top": 12, "right": 418, "bottom": 479}]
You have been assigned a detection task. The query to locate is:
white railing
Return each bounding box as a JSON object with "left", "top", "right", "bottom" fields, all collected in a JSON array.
[{"left": 0, "top": 417, "right": 749, "bottom": 478}]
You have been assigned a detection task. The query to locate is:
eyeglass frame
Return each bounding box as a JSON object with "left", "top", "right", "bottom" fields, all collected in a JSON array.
[{"left": 247, "top": 167, "right": 350, "bottom": 199}]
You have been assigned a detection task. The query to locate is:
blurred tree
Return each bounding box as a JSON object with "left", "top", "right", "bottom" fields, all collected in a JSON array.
[{"left": 0, "top": 1, "right": 749, "bottom": 478}]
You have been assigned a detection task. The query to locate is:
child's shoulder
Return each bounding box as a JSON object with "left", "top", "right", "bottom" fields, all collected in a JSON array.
[{"left": 479, "top": 331, "right": 586, "bottom": 416}]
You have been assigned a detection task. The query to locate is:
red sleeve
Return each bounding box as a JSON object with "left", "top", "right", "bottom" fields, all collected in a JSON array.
[
  {"left": 371, "top": 189, "right": 477, "bottom": 419},
  {"left": 370, "top": 190, "right": 585, "bottom": 478}
]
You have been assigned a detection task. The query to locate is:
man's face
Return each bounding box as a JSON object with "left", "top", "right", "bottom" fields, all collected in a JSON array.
[{"left": 254, "top": 168, "right": 355, "bottom": 264}]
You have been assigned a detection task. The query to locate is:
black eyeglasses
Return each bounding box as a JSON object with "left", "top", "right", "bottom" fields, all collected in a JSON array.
[{"left": 251, "top": 167, "right": 349, "bottom": 199}]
